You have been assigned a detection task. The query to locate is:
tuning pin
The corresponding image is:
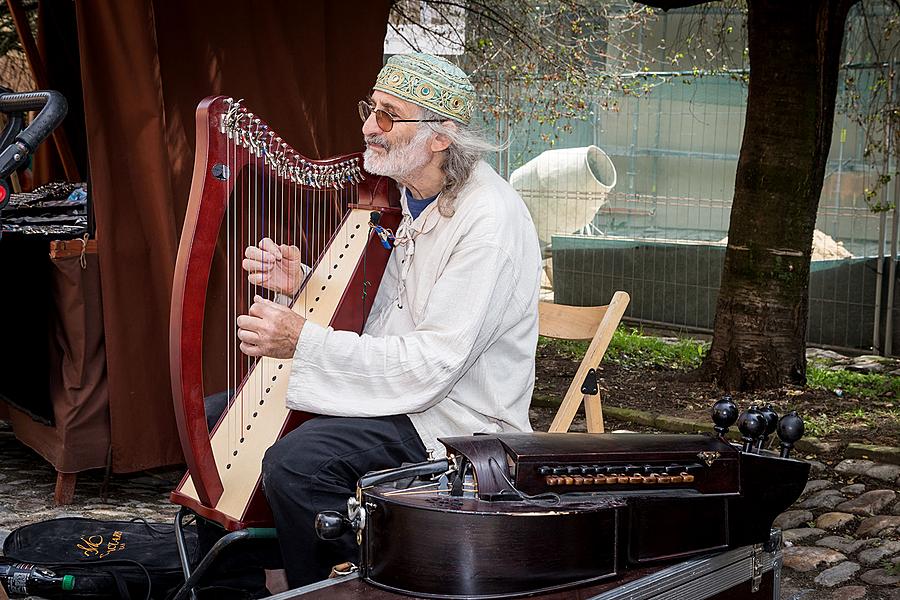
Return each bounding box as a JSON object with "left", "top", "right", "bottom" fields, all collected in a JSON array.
[
  {"left": 737, "top": 406, "right": 767, "bottom": 453},
  {"left": 711, "top": 395, "right": 739, "bottom": 438},
  {"left": 777, "top": 411, "right": 805, "bottom": 458},
  {"left": 755, "top": 405, "right": 779, "bottom": 452}
]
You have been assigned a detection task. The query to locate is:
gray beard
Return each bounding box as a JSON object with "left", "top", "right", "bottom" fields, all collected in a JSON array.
[{"left": 363, "top": 128, "right": 432, "bottom": 180}]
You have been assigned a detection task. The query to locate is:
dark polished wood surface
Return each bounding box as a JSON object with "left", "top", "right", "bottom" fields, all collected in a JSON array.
[{"left": 346, "top": 433, "right": 806, "bottom": 598}]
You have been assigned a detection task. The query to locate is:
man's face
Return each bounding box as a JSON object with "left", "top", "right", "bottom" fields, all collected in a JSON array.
[{"left": 362, "top": 91, "right": 433, "bottom": 180}]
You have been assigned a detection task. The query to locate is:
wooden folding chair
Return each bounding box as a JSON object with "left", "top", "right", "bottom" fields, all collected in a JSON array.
[{"left": 539, "top": 291, "right": 630, "bottom": 433}]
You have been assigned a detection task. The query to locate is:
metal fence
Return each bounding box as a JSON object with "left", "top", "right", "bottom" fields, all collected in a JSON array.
[{"left": 483, "top": 69, "right": 900, "bottom": 356}]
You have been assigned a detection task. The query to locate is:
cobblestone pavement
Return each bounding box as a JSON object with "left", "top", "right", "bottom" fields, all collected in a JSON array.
[
  {"left": 1, "top": 414, "right": 899, "bottom": 599},
  {"left": 0, "top": 424, "right": 181, "bottom": 542},
  {"left": 775, "top": 456, "right": 900, "bottom": 600}
]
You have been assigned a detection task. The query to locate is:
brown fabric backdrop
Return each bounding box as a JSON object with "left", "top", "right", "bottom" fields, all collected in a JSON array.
[
  {"left": 74, "top": 1, "right": 392, "bottom": 472},
  {"left": 7, "top": 253, "right": 110, "bottom": 473}
]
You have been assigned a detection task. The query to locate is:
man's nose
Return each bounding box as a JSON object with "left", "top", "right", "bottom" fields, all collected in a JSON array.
[{"left": 362, "top": 111, "right": 382, "bottom": 137}]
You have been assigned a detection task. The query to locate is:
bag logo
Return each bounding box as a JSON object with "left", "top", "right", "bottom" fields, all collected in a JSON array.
[{"left": 76, "top": 530, "right": 125, "bottom": 558}]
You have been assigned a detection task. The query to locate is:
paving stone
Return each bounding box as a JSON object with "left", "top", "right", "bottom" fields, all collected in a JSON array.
[
  {"left": 784, "top": 546, "right": 847, "bottom": 572},
  {"left": 776, "top": 509, "right": 815, "bottom": 529},
  {"left": 807, "top": 348, "right": 847, "bottom": 361},
  {"left": 804, "top": 480, "right": 834, "bottom": 496},
  {"left": 797, "top": 490, "right": 848, "bottom": 512},
  {"left": 816, "top": 536, "right": 871, "bottom": 554},
  {"left": 807, "top": 460, "right": 829, "bottom": 474},
  {"left": 835, "top": 459, "right": 876, "bottom": 477},
  {"left": 860, "top": 567, "right": 900, "bottom": 585},
  {"left": 868, "top": 464, "right": 900, "bottom": 483},
  {"left": 845, "top": 443, "right": 900, "bottom": 466},
  {"left": 784, "top": 528, "right": 826, "bottom": 544},
  {"left": 797, "top": 440, "right": 843, "bottom": 455},
  {"left": 839, "top": 483, "right": 866, "bottom": 495},
  {"left": 817, "top": 512, "right": 857, "bottom": 530},
  {"left": 858, "top": 540, "right": 900, "bottom": 566},
  {"left": 801, "top": 489, "right": 846, "bottom": 510},
  {"left": 846, "top": 357, "right": 886, "bottom": 373},
  {"left": 856, "top": 515, "right": 900, "bottom": 537},
  {"left": 829, "top": 586, "right": 868, "bottom": 600},
  {"left": 835, "top": 490, "right": 897, "bottom": 516},
  {"left": 814, "top": 561, "right": 860, "bottom": 587},
  {"left": 781, "top": 584, "right": 815, "bottom": 599}
]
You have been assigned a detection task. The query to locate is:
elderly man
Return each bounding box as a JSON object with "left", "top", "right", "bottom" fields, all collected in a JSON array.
[{"left": 236, "top": 53, "right": 541, "bottom": 588}]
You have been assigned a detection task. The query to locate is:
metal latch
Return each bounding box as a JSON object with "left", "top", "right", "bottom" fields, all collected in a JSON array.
[
  {"left": 581, "top": 368, "right": 599, "bottom": 394},
  {"left": 750, "top": 543, "right": 764, "bottom": 592}
]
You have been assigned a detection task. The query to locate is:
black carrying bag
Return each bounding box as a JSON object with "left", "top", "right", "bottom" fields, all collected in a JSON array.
[
  {"left": 2, "top": 517, "right": 199, "bottom": 599},
  {"left": 3, "top": 517, "right": 272, "bottom": 599}
]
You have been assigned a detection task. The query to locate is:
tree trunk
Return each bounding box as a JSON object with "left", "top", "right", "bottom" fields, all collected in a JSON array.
[{"left": 697, "top": 0, "right": 856, "bottom": 390}]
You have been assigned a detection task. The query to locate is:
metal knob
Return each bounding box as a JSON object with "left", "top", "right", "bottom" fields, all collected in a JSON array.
[
  {"left": 711, "top": 395, "right": 739, "bottom": 437},
  {"left": 777, "top": 411, "right": 805, "bottom": 458},
  {"left": 756, "top": 405, "right": 779, "bottom": 451},
  {"left": 737, "top": 407, "right": 767, "bottom": 453},
  {"left": 314, "top": 511, "right": 350, "bottom": 540}
]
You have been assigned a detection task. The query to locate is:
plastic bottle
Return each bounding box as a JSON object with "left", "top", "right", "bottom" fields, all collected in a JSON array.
[{"left": 0, "top": 560, "right": 75, "bottom": 597}]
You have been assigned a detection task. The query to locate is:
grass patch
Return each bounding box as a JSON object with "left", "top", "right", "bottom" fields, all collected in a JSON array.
[
  {"left": 802, "top": 406, "right": 900, "bottom": 438},
  {"left": 539, "top": 326, "right": 708, "bottom": 370},
  {"left": 806, "top": 365, "right": 900, "bottom": 400}
]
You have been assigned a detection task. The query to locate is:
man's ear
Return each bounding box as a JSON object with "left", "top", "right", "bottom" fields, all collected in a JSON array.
[{"left": 430, "top": 121, "right": 455, "bottom": 152}]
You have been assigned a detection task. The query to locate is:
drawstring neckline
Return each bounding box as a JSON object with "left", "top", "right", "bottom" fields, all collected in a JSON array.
[{"left": 391, "top": 193, "right": 441, "bottom": 309}]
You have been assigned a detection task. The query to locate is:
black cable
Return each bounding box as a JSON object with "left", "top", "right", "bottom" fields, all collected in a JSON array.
[{"left": 487, "top": 456, "right": 561, "bottom": 506}]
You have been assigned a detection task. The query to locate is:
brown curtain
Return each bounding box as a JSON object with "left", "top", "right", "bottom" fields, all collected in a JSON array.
[
  {"left": 74, "top": 1, "right": 392, "bottom": 472},
  {"left": 8, "top": 252, "right": 110, "bottom": 473}
]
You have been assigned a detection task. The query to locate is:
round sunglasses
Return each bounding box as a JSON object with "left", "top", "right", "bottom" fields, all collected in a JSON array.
[{"left": 358, "top": 101, "right": 443, "bottom": 132}]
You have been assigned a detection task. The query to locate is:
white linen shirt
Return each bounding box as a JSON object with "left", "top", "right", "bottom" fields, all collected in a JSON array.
[{"left": 285, "top": 161, "right": 542, "bottom": 456}]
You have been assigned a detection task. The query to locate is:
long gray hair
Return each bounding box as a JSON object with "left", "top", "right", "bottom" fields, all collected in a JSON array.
[{"left": 419, "top": 108, "right": 500, "bottom": 217}]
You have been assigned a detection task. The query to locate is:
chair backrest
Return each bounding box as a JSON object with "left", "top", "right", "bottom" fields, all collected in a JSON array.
[
  {"left": 540, "top": 291, "right": 630, "bottom": 433},
  {"left": 538, "top": 303, "right": 608, "bottom": 341}
]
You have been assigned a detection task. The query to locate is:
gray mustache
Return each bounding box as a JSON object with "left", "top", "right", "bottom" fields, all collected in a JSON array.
[{"left": 365, "top": 135, "right": 390, "bottom": 150}]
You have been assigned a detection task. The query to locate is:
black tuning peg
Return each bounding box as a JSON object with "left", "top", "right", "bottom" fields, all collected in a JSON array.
[
  {"left": 755, "top": 405, "right": 779, "bottom": 452},
  {"left": 711, "top": 395, "right": 739, "bottom": 438},
  {"left": 314, "top": 510, "right": 351, "bottom": 540},
  {"left": 737, "top": 406, "right": 767, "bottom": 453},
  {"left": 777, "top": 411, "right": 805, "bottom": 458}
]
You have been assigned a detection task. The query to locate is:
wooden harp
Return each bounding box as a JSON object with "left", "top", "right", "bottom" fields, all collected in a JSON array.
[{"left": 169, "top": 96, "right": 400, "bottom": 530}]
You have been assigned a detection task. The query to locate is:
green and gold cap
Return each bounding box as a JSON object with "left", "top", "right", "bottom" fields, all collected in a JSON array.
[{"left": 373, "top": 53, "right": 475, "bottom": 125}]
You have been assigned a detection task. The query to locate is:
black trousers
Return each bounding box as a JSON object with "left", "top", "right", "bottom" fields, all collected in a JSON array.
[{"left": 261, "top": 414, "right": 427, "bottom": 588}]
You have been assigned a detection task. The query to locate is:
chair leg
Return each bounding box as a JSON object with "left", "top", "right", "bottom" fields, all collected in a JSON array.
[
  {"left": 170, "top": 507, "right": 278, "bottom": 600},
  {"left": 583, "top": 393, "right": 605, "bottom": 433},
  {"left": 54, "top": 471, "right": 76, "bottom": 505},
  {"left": 542, "top": 258, "right": 554, "bottom": 287}
]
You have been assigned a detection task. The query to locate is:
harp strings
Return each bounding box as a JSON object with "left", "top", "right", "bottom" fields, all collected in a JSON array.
[{"left": 218, "top": 98, "right": 364, "bottom": 466}]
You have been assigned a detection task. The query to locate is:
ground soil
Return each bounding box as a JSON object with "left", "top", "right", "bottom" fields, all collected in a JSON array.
[{"left": 534, "top": 343, "right": 900, "bottom": 448}]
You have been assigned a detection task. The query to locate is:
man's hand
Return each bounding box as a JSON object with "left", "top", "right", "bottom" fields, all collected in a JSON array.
[
  {"left": 243, "top": 238, "right": 305, "bottom": 296},
  {"left": 236, "top": 295, "right": 306, "bottom": 359}
]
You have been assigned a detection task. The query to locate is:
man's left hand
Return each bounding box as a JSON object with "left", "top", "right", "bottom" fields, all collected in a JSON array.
[{"left": 236, "top": 295, "right": 305, "bottom": 359}]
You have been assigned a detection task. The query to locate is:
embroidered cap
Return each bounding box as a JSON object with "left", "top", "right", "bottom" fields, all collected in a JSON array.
[{"left": 373, "top": 53, "right": 475, "bottom": 125}]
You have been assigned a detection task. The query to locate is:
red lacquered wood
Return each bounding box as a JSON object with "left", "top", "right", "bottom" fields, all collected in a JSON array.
[
  {"left": 170, "top": 96, "right": 237, "bottom": 507},
  {"left": 170, "top": 96, "right": 399, "bottom": 528}
]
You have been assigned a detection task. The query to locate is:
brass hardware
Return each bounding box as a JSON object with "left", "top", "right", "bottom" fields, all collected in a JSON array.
[{"left": 697, "top": 451, "right": 720, "bottom": 466}]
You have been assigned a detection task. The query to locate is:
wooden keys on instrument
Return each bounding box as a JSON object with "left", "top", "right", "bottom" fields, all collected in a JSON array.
[{"left": 540, "top": 464, "right": 699, "bottom": 487}]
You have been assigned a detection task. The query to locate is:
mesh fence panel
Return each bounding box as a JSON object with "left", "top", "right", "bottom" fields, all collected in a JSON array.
[{"left": 484, "top": 70, "right": 899, "bottom": 355}]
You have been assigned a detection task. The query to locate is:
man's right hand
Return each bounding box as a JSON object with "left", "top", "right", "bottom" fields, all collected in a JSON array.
[{"left": 243, "top": 238, "right": 305, "bottom": 296}]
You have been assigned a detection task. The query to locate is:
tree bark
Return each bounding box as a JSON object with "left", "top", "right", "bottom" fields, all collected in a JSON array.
[{"left": 696, "top": 0, "right": 857, "bottom": 390}]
